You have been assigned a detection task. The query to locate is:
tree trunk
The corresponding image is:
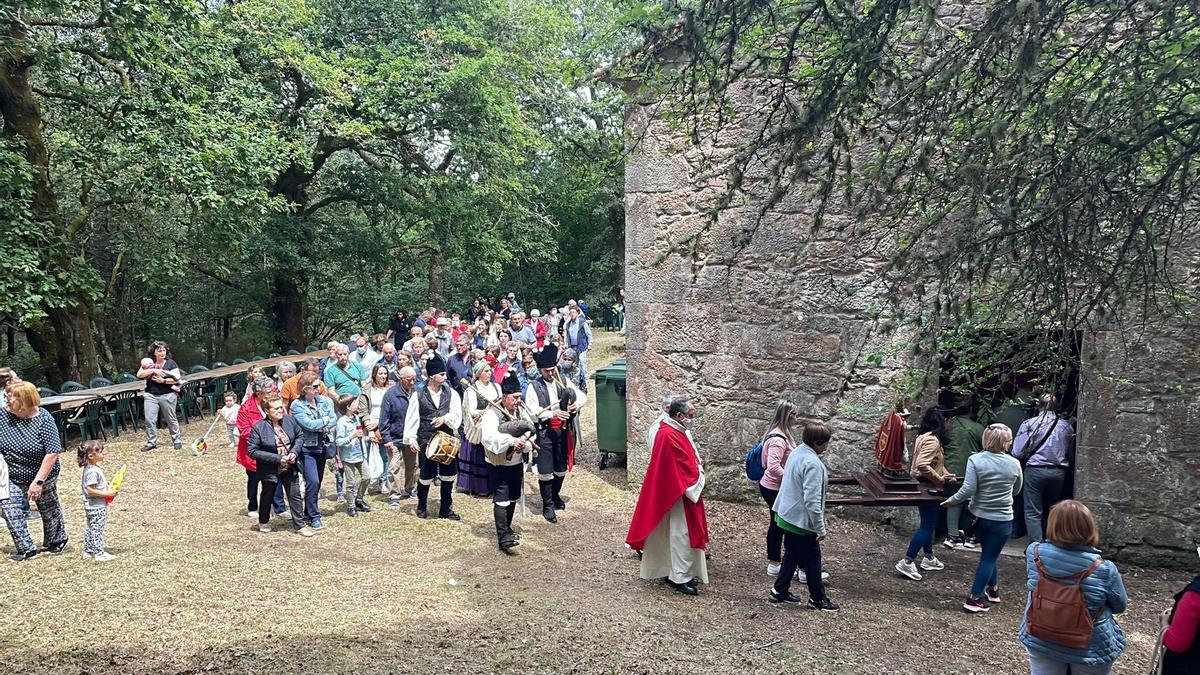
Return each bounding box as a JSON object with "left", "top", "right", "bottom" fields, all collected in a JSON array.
[
  {"left": 1, "top": 18, "right": 100, "bottom": 385},
  {"left": 427, "top": 244, "right": 445, "bottom": 308},
  {"left": 271, "top": 270, "right": 306, "bottom": 351}
]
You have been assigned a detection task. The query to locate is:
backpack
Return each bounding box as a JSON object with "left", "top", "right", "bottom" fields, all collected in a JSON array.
[
  {"left": 745, "top": 433, "right": 786, "bottom": 483},
  {"left": 1026, "top": 544, "right": 1105, "bottom": 649}
]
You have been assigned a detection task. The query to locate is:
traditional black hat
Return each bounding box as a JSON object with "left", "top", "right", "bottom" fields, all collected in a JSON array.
[
  {"left": 500, "top": 370, "right": 521, "bottom": 396},
  {"left": 534, "top": 344, "right": 558, "bottom": 370},
  {"left": 426, "top": 352, "right": 446, "bottom": 376}
]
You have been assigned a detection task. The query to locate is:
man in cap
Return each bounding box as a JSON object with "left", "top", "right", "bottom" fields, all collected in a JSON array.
[
  {"left": 402, "top": 353, "right": 463, "bottom": 520},
  {"left": 480, "top": 371, "right": 531, "bottom": 552},
  {"left": 524, "top": 344, "right": 586, "bottom": 523}
]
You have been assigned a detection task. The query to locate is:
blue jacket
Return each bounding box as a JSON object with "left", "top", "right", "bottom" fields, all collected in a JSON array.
[
  {"left": 378, "top": 383, "right": 411, "bottom": 447},
  {"left": 771, "top": 443, "right": 828, "bottom": 536},
  {"left": 289, "top": 395, "right": 336, "bottom": 458},
  {"left": 564, "top": 316, "right": 591, "bottom": 353},
  {"left": 1020, "top": 542, "right": 1128, "bottom": 665}
]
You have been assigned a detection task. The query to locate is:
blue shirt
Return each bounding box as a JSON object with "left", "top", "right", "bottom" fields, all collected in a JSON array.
[
  {"left": 1012, "top": 412, "right": 1074, "bottom": 467},
  {"left": 509, "top": 325, "right": 536, "bottom": 345}
]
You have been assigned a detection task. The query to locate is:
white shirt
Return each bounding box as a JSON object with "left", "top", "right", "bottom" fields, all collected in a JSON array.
[
  {"left": 351, "top": 347, "right": 381, "bottom": 370},
  {"left": 479, "top": 406, "right": 525, "bottom": 467},
  {"left": 402, "top": 383, "right": 462, "bottom": 446},
  {"left": 524, "top": 377, "right": 587, "bottom": 422}
]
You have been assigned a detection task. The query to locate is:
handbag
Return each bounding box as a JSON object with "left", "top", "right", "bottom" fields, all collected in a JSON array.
[{"left": 363, "top": 437, "right": 384, "bottom": 480}]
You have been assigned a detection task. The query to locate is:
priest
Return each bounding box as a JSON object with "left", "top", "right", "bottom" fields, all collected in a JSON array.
[{"left": 626, "top": 396, "right": 709, "bottom": 596}]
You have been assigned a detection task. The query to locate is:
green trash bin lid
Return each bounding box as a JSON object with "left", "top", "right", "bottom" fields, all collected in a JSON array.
[{"left": 592, "top": 359, "right": 627, "bottom": 383}]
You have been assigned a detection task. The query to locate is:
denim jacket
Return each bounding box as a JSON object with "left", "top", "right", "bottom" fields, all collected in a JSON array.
[{"left": 289, "top": 395, "right": 336, "bottom": 458}]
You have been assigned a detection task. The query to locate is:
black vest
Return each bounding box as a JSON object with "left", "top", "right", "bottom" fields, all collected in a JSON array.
[
  {"left": 416, "top": 385, "right": 452, "bottom": 450},
  {"left": 1164, "top": 576, "right": 1200, "bottom": 673}
]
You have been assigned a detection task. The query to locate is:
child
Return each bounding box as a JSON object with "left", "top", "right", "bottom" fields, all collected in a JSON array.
[
  {"left": 334, "top": 394, "right": 372, "bottom": 517},
  {"left": 218, "top": 391, "right": 241, "bottom": 448},
  {"left": 78, "top": 440, "right": 117, "bottom": 562}
]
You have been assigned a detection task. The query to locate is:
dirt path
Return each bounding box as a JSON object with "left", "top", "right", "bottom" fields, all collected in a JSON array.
[{"left": 1, "top": 332, "right": 1187, "bottom": 673}]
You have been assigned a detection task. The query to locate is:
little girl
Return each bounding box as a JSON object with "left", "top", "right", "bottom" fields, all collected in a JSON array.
[
  {"left": 78, "top": 440, "right": 117, "bottom": 562},
  {"left": 219, "top": 391, "right": 241, "bottom": 448},
  {"left": 334, "top": 395, "right": 372, "bottom": 517}
]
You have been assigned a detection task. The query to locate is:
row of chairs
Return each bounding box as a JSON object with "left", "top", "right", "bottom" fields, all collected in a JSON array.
[{"left": 39, "top": 347, "right": 323, "bottom": 397}]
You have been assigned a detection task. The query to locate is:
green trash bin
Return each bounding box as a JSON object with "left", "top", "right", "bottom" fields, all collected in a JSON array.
[{"left": 592, "top": 358, "right": 627, "bottom": 469}]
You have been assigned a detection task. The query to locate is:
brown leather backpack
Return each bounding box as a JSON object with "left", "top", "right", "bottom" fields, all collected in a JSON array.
[{"left": 1027, "top": 544, "right": 1105, "bottom": 649}]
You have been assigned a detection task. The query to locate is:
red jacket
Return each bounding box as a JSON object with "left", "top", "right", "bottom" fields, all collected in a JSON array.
[
  {"left": 235, "top": 397, "right": 264, "bottom": 471},
  {"left": 533, "top": 319, "right": 548, "bottom": 349}
]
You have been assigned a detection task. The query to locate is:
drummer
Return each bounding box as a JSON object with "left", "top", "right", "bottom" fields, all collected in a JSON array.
[{"left": 402, "top": 353, "right": 463, "bottom": 520}]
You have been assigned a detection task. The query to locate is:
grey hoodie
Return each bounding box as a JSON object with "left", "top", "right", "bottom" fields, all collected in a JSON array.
[{"left": 771, "top": 443, "right": 828, "bottom": 536}]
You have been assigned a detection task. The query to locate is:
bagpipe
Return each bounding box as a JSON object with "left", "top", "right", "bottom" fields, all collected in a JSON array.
[{"left": 548, "top": 374, "right": 578, "bottom": 431}]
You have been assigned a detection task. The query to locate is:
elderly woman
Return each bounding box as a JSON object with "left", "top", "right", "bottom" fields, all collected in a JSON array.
[
  {"left": 1, "top": 382, "right": 68, "bottom": 561},
  {"left": 274, "top": 360, "right": 297, "bottom": 391},
  {"left": 290, "top": 371, "right": 336, "bottom": 530},
  {"left": 459, "top": 361, "right": 500, "bottom": 497},
  {"left": 237, "top": 376, "right": 282, "bottom": 518},
  {"left": 941, "top": 423, "right": 1023, "bottom": 613},
  {"left": 246, "top": 392, "right": 312, "bottom": 536},
  {"left": 559, "top": 348, "right": 587, "bottom": 393},
  {"left": 137, "top": 340, "right": 184, "bottom": 452}
]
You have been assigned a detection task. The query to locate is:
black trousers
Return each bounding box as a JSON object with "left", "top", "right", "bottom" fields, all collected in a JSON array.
[
  {"left": 257, "top": 469, "right": 305, "bottom": 529},
  {"left": 773, "top": 531, "right": 826, "bottom": 601},
  {"left": 535, "top": 425, "right": 569, "bottom": 476},
  {"left": 759, "top": 485, "right": 783, "bottom": 562},
  {"left": 491, "top": 463, "right": 524, "bottom": 505}
]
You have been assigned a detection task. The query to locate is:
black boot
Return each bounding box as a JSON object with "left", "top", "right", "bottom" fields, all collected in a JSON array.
[
  {"left": 551, "top": 475, "right": 566, "bottom": 510},
  {"left": 494, "top": 503, "right": 517, "bottom": 552},
  {"left": 506, "top": 503, "right": 518, "bottom": 540},
  {"left": 416, "top": 483, "right": 430, "bottom": 519},
  {"left": 355, "top": 499, "right": 372, "bottom": 513},
  {"left": 438, "top": 480, "right": 460, "bottom": 520},
  {"left": 539, "top": 481, "right": 557, "bottom": 523}
]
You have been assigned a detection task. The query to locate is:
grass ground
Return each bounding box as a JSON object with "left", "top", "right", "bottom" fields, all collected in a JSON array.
[{"left": 1, "top": 331, "right": 1188, "bottom": 673}]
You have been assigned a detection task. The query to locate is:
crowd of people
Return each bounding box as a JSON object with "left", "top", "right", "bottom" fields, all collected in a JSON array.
[
  {"left": 627, "top": 392, "right": 1198, "bottom": 674},
  {"left": 1, "top": 317, "right": 1197, "bottom": 672}
]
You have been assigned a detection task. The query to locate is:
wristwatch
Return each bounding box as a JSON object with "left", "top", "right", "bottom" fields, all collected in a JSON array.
[{"left": 34, "top": 479, "right": 44, "bottom": 486}]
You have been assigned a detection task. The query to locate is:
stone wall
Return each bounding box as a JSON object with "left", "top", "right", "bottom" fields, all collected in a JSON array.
[
  {"left": 624, "top": 99, "right": 1200, "bottom": 568},
  {"left": 623, "top": 100, "right": 913, "bottom": 501}
]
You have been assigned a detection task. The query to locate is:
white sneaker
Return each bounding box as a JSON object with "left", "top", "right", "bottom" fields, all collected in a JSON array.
[
  {"left": 797, "top": 569, "right": 831, "bottom": 583},
  {"left": 81, "top": 552, "right": 94, "bottom": 560},
  {"left": 920, "top": 556, "right": 945, "bottom": 571},
  {"left": 895, "top": 559, "right": 923, "bottom": 580},
  {"left": 93, "top": 551, "right": 117, "bottom": 562},
  {"left": 247, "top": 508, "right": 256, "bottom": 518},
  {"left": 258, "top": 524, "right": 272, "bottom": 533},
  {"left": 767, "top": 562, "right": 781, "bottom": 576},
  {"left": 296, "top": 526, "right": 315, "bottom": 537}
]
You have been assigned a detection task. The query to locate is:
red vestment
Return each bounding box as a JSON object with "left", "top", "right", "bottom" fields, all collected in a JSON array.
[
  {"left": 875, "top": 411, "right": 906, "bottom": 475},
  {"left": 626, "top": 424, "right": 709, "bottom": 551}
]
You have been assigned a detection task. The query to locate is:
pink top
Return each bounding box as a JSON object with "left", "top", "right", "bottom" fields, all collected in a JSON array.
[
  {"left": 757, "top": 429, "right": 793, "bottom": 491},
  {"left": 1165, "top": 589, "right": 1200, "bottom": 655}
]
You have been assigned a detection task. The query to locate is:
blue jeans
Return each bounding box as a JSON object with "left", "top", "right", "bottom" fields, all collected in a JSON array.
[
  {"left": 969, "top": 516, "right": 1013, "bottom": 597},
  {"left": 1023, "top": 466, "right": 1066, "bottom": 542},
  {"left": 1026, "top": 648, "right": 1113, "bottom": 674},
  {"left": 905, "top": 504, "right": 940, "bottom": 560},
  {"left": 299, "top": 451, "right": 327, "bottom": 524}
]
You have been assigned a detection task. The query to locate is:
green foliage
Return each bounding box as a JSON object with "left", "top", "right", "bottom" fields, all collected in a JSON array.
[{"left": 1, "top": 0, "right": 629, "bottom": 379}]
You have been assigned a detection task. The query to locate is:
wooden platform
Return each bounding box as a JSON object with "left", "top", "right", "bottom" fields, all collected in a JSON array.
[{"left": 827, "top": 470, "right": 945, "bottom": 506}]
